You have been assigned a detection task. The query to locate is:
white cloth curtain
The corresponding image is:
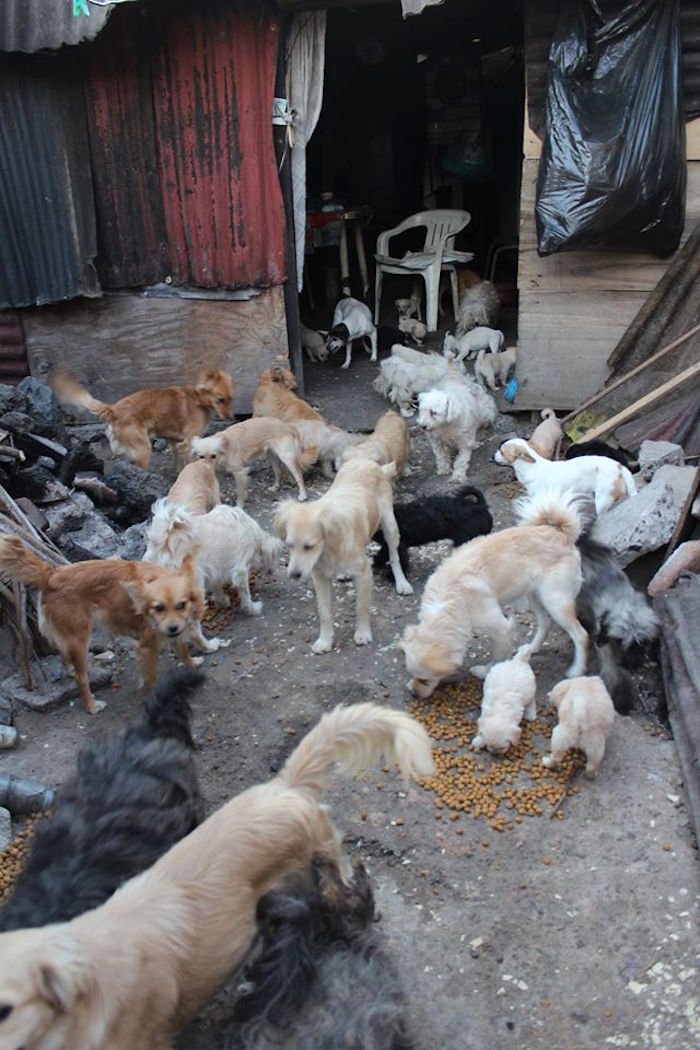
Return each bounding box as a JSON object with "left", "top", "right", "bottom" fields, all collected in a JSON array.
[
  {"left": 286, "top": 12, "right": 326, "bottom": 292},
  {"left": 401, "top": 0, "right": 445, "bottom": 17}
]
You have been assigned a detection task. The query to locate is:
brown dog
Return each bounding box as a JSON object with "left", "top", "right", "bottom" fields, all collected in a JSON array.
[
  {"left": 52, "top": 368, "right": 234, "bottom": 471},
  {"left": 0, "top": 537, "right": 220, "bottom": 714},
  {"left": 253, "top": 366, "right": 324, "bottom": 423},
  {"left": 167, "top": 459, "right": 221, "bottom": 515},
  {"left": 0, "top": 703, "right": 434, "bottom": 1050}
]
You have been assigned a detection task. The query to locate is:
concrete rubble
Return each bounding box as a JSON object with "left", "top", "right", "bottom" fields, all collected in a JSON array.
[
  {"left": 592, "top": 476, "right": 678, "bottom": 565},
  {"left": 638, "top": 439, "right": 685, "bottom": 480}
]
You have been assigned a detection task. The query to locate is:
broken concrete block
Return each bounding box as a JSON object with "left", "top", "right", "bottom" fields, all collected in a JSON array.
[
  {"left": 16, "top": 376, "right": 60, "bottom": 422},
  {"left": 120, "top": 521, "right": 148, "bottom": 561},
  {"left": 5, "top": 656, "right": 113, "bottom": 712},
  {"left": 592, "top": 478, "right": 678, "bottom": 566},
  {"left": 652, "top": 464, "right": 698, "bottom": 512},
  {"left": 638, "top": 440, "right": 684, "bottom": 480},
  {"left": 0, "top": 696, "right": 13, "bottom": 725},
  {"left": 105, "top": 460, "right": 169, "bottom": 522},
  {"left": 14, "top": 497, "right": 48, "bottom": 533},
  {"left": 0, "top": 807, "right": 11, "bottom": 851},
  {"left": 44, "top": 493, "right": 96, "bottom": 538},
  {"left": 60, "top": 511, "right": 125, "bottom": 561},
  {"left": 648, "top": 540, "right": 700, "bottom": 596}
]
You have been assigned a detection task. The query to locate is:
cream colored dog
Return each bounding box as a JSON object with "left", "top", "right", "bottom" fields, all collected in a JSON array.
[
  {"left": 543, "top": 675, "right": 615, "bottom": 778},
  {"left": 471, "top": 649, "right": 537, "bottom": 755},
  {"left": 0, "top": 703, "right": 434, "bottom": 1050},
  {"left": 339, "top": 410, "right": 410, "bottom": 476},
  {"left": 293, "top": 419, "right": 365, "bottom": 479},
  {"left": 473, "top": 347, "right": 517, "bottom": 391},
  {"left": 528, "top": 408, "right": 564, "bottom": 460},
  {"left": 191, "top": 417, "right": 317, "bottom": 506},
  {"left": 400, "top": 492, "right": 588, "bottom": 699},
  {"left": 167, "top": 459, "right": 221, "bottom": 515},
  {"left": 276, "top": 459, "right": 413, "bottom": 654}
]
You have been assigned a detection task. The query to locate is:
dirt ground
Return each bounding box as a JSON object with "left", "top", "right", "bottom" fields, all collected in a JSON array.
[{"left": 3, "top": 345, "right": 699, "bottom": 1050}]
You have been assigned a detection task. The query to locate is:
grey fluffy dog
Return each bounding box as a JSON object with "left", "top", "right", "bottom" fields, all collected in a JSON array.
[
  {"left": 455, "top": 280, "right": 500, "bottom": 336},
  {"left": 229, "top": 859, "right": 417, "bottom": 1049},
  {"left": 0, "top": 668, "right": 204, "bottom": 931}
]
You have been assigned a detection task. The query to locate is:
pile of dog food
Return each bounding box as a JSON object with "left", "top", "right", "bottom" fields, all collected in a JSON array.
[
  {"left": 0, "top": 818, "right": 39, "bottom": 902},
  {"left": 410, "top": 677, "right": 584, "bottom": 832}
]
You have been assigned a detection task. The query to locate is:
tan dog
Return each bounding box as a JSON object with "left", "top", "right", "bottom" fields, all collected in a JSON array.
[
  {"left": 253, "top": 366, "right": 324, "bottom": 423},
  {"left": 400, "top": 492, "right": 588, "bottom": 699},
  {"left": 0, "top": 703, "right": 434, "bottom": 1050},
  {"left": 167, "top": 459, "right": 221, "bottom": 515},
  {"left": 543, "top": 675, "right": 615, "bottom": 778},
  {"left": 528, "top": 408, "right": 563, "bottom": 460},
  {"left": 191, "top": 417, "right": 317, "bottom": 506},
  {"left": 276, "top": 459, "right": 413, "bottom": 654},
  {"left": 0, "top": 537, "right": 221, "bottom": 714},
  {"left": 52, "top": 368, "right": 234, "bottom": 472},
  {"left": 339, "top": 410, "right": 410, "bottom": 476}
]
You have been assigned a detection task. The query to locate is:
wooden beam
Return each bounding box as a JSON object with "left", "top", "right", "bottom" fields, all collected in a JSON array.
[
  {"left": 575, "top": 362, "right": 700, "bottom": 443},
  {"left": 562, "top": 323, "right": 700, "bottom": 425}
]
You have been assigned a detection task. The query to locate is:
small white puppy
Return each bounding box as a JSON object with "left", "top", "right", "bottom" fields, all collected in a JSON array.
[
  {"left": 528, "top": 408, "right": 563, "bottom": 460},
  {"left": 144, "top": 499, "right": 282, "bottom": 615},
  {"left": 275, "top": 459, "right": 412, "bottom": 654},
  {"left": 471, "top": 649, "right": 537, "bottom": 755},
  {"left": 300, "top": 323, "right": 329, "bottom": 362},
  {"left": 395, "top": 283, "right": 422, "bottom": 321},
  {"left": 191, "top": 417, "right": 316, "bottom": 507},
  {"left": 494, "top": 438, "right": 636, "bottom": 517},
  {"left": 443, "top": 327, "right": 504, "bottom": 364},
  {"left": 398, "top": 316, "right": 428, "bottom": 344},
  {"left": 325, "top": 297, "right": 377, "bottom": 369},
  {"left": 417, "top": 371, "right": 497, "bottom": 481},
  {"left": 542, "top": 675, "right": 615, "bottom": 778},
  {"left": 373, "top": 345, "right": 450, "bottom": 417},
  {"left": 474, "top": 347, "right": 517, "bottom": 391}
]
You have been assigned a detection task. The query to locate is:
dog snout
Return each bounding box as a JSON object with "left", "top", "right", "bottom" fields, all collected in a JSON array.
[
  {"left": 167, "top": 623, "right": 181, "bottom": 636},
  {"left": 288, "top": 568, "right": 302, "bottom": 580}
]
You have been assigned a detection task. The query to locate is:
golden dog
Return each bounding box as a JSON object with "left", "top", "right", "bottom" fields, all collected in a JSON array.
[
  {"left": 339, "top": 410, "right": 410, "bottom": 476},
  {"left": 0, "top": 537, "right": 220, "bottom": 714},
  {"left": 167, "top": 459, "right": 221, "bottom": 515},
  {"left": 252, "top": 366, "right": 324, "bottom": 423},
  {"left": 0, "top": 703, "right": 434, "bottom": 1050},
  {"left": 52, "top": 368, "right": 234, "bottom": 471}
]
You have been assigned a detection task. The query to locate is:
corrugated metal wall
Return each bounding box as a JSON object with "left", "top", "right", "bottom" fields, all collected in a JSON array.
[{"left": 87, "top": 0, "right": 286, "bottom": 291}]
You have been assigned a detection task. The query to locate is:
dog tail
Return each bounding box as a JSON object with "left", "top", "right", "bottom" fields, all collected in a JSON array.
[
  {"left": 0, "top": 536, "right": 53, "bottom": 590},
  {"left": 515, "top": 490, "right": 585, "bottom": 543},
  {"left": 540, "top": 408, "right": 556, "bottom": 421},
  {"left": 280, "top": 703, "right": 434, "bottom": 794},
  {"left": 51, "top": 371, "right": 114, "bottom": 422},
  {"left": 621, "top": 466, "right": 637, "bottom": 499},
  {"left": 143, "top": 667, "right": 204, "bottom": 749},
  {"left": 455, "top": 485, "right": 487, "bottom": 507}
]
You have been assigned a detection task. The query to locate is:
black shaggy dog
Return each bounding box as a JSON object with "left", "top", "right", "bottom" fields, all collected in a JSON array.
[
  {"left": 565, "top": 439, "right": 634, "bottom": 469},
  {"left": 0, "top": 667, "right": 204, "bottom": 931},
  {"left": 230, "top": 859, "right": 416, "bottom": 1049},
  {"left": 374, "top": 485, "right": 493, "bottom": 578},
  {"left": 576, "top": 537, "right": 659, "bottom": 715}
]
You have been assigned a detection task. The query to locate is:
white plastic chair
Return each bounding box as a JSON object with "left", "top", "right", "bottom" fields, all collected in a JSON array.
[{"left": 374, "top": 209, "right": 473, "bottom": 332}]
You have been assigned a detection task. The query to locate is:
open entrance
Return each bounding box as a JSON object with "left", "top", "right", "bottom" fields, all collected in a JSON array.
[{"left": 299, "top": 0, "right": 524, "bottom": 339}]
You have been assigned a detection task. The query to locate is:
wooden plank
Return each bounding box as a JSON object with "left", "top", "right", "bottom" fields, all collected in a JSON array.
[
  {"left": 575, "top": 363, "right": 700, "bottom": 442},
  {"left": 22, "top": 288, "right": 290, "bottom": 415},
  {"left": 687, "top": 117, "right": 700, "bottom": 161},
  {"left": 518, "top": 160, "right": 700, "bottom": 294}
]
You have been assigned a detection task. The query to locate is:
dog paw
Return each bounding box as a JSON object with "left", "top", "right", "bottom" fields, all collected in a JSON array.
[
  {"left": 91, "top": 699, "right": 107, "bottom": 714},
  {"left": 191, "top": 656, "right": 204, "bottom": 666},
  {"left": 395, "top": 579, "right": 413, "bottom": 596},
  {"left": 297, "top": 492, "right": 308, "bottom": 502},
  {"left": 471, "top": 735, "right": 485, "bottom": 750},
  {"left": 541, "top": 755, "right": 553, "bottom": 768},
  {"left": 436, "top": 465, "right": 450, "bottom": 476},
  {"left": 341, "top": 361, "right": 351, "bottom": 370},
  {"left": 470, "top": 665, "right": 489, "bottom": 680},
  {"left": 354, "top": 627, "right": 372, "bottom": 646},
  {"left": 311, "top": 637, "right": 333, "bottom": 654},
  {"left": 242, "top": 601, "right": 263, "bottom": 616}
]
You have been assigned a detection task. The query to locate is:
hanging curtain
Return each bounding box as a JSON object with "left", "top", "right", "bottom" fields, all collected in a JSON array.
[
  {"left": 401, "top": 0, "right": 445, "bottom": 17},
  {"left": 286, "top": 11, "right": 326, "bottom": 292}
]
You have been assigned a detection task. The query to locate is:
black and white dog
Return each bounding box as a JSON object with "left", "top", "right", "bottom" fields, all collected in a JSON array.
[
  {"left": 0, "top": 668, "right": 204, "bottom": 931},
  {"left": 576, "top": 537, "right": 659, "bottom": 714},
  {"left": 374, "top": 485, "right": 493, "bottom": 578},
  {"left": 230, "top": 860, "right": 416, "bottom": 1049},
  {"left": 325, "top": 297, "right": 378, "bottom": 369}
]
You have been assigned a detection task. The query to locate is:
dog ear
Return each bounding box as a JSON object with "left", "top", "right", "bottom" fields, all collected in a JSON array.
[
  {"left": 445, "top": 394, "right": 460, "bottom": 424},
  {"left": 512, "top": 444, "right": 536, "bottom": 464},
  {"left": 399, "top": 624, "right": 417, "bottom": 650},
  {"left": 274, "top": 502, "right": 292, "bottom": 542},
  {"left": 124, "top": 581, "right": 147, "bottom": 614},
  {"left": 36, "top": 961, "right": 79, "bottom": 1014}
]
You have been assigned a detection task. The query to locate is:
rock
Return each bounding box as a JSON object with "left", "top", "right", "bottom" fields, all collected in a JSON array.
[
  {"left": 638, "top": 440, "right": 684, "bottom": 480},
  {"left": 648, "top": 540, "right": 700, "bottom": 596},
  {"left": 0, "top": 383, "right": 25, "bottom": 415},
  {"left": 105, "top": 460, "right": 169, "bottom": 522},
  {"left": 0, "top": 775, "right": 56, "bottom": 815},
  {"left": 652, "top": 464, "right": 698, "bottom": 511},
  {"left": 12, "top": 466, "right": 71, "bottom": 505},
  {"left": 4, "top": 655, "right": 113, "bottom": 712},
  {"left": 0, "top": 725, "right": 18, "bottom": 749},
  {"left": 61, "top": 510, "right": 124, "bottom": 561},
  {"left": 14, "top": 497, "right": 49, "bottom": 532},
  {"left": 120, "top": 521, "right": 148, "bottom": 560},
  {"left": 16, "top": 376, "right": 60, "bottom": 422},
  {"left": 36, "top": 455, "right": 58, "bottom": 472},
  {"left": 0, "top": 806, "right": 11, "bottom": 850},
  {"left": 44, "top": 493, "right": 96, "bottom": 538},
  {"left": 0, "top": 695, "right": 13, "bottom": 724},
  {"left": 592, "top": 478, "right": 678, "bottom": 566},
  {"left": 0, "top": 409, "right": 35, "bottom": 433}
]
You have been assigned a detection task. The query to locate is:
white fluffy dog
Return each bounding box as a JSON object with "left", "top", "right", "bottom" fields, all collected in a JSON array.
[
  {"left": 301, "top": 323, "right": 329, "bottom": 362},
  {"left": 494, "top": 438, "right": 636, "bottom": 516},
  {"left": 399, "top": 492, "right": 589, "bottom": 699},
  {"left": 473, "top": 347, "right": 517, "bottom": 391},
  {"left": 471, "top": 649, "right": 537, "bottom": 755},
  {"left": 542, "top": 675, "right": 615, "bottom": 778},
  {"left": 191, "top": 417, "right": 316, "bottom": 507},
  {"left": 528, "top": 408, "right": 563, "bottom": 460},
  {"left": 144, "top": 499, "right": 282, "bottom": 615},
  {"left": 395, "top": 282, "right": 422, "bottom": 321},
  {"left": 373, "top": 346, "right": 451, "bottom": 417},
  {"left": 398, "top": 316, "right": 427, "bottom": 344},
  {"left": 275, "top": 459, "right": 412, "bottom": 654},
  {"left": 456, "top": 280, "right": 500, "bottom": 336},
  {"left": 417, "top": 372, "right": 497, "bottom": 481},
  {"left": 325, "top": 297, "right": 377, "bottom": 369},
  {"left": 443, "top": 327, "right": 504, "bottom": 364}
]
